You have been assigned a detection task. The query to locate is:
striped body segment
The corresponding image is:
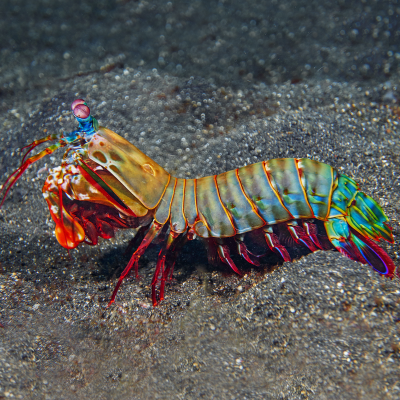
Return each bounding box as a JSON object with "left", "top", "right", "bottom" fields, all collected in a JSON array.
[
  {"left": 154, "top": 158, "right": 336, "bottom": 239},
  {"left": 145, "top": 157, "right": 395, "bottom": 304}
]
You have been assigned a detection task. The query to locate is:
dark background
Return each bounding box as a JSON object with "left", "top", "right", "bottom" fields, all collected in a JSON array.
[{"left": 1, "top": 0, "right": 399, "bottom": 103}]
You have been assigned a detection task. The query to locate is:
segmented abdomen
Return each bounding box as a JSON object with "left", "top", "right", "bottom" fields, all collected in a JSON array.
[{"left": 154, "top": 158, "right": 337, "bottom": 238}]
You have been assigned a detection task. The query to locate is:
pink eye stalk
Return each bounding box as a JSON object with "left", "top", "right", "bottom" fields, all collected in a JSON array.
[
  {"left": 71, "top": 98, "right": 86, "bottom": 111},
  {"left": 73, "top": 104, "right": 90, "bottom": 119}
]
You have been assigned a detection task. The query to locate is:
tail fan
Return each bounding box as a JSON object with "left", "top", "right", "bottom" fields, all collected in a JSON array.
[
  {"left": 350, "top": 228, "right": 396, "bottom": 276},
  {"left": 325, "top": 217, "right": 396, "bottom": 278},
  {"left": 325, "top": 173, "right": 397, "bottom": 279},
  {"left": 345, "top": 191, "right": 393, "bottom": 242}
]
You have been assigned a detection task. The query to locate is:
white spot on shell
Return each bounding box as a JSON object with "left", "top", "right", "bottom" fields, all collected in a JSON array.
[
  {"left": 51, "top": 205, "right": 59, "bottom": 214},
  {"left": 70, "top": 165, "right": 79, "bottom": 174},
  {"left": 88, "top": 186, "right": 100, "bottom": 194}
]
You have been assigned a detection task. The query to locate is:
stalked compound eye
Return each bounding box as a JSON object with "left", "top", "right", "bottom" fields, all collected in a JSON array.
[
  {"left": 71, "top": 99, "right": 86, "bottom": 111},
  {"left": 73, "top": 104, "right": 90, "bottom": 119}
]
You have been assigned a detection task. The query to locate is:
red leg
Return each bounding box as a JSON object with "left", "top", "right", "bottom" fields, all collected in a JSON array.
[
  {"left": 217, "top": 244, "right": 243, "bottom": 276},
  {"left": 152, "top": 250, "right": 165, "bottom": 306},
  {"left": 287, "top": 222, "right": 318, "bottom": 252},
  {"left": 159, "top": 258, "right": 171, "bottom": 303},
  {"left": 236, "top": 239, "right": 262, "bottom": 266},
  {"left": 164, "top": 234, "right": 188, "bottom": 282},
  {"left": 124, "top": 225, "right": 149, "bottom": 256},
  {"left": 152, "top": 231, "right": 179, "bottom": 306},
  {"left": 159, "top": 242, "right": 182, "bottom": 300},
  {"left": 303, "top": 221, "right": 329, "bottom": 250},
  {"left": 108, "top": 221, "right": 163, "bottom": 306},
  {"left": 263, "top": 227, "right": 291, "bottom": 262}
]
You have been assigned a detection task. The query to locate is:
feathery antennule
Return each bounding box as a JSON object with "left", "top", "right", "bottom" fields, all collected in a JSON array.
[
  {"left": 0, "top": 141, "right": 66, "bottom": 207},
  {"left": 0, "top": 99, "right": 93, "bottom": 208},
  {"left": 20, "top": 134, "right": 61, "bottom": 164}
]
